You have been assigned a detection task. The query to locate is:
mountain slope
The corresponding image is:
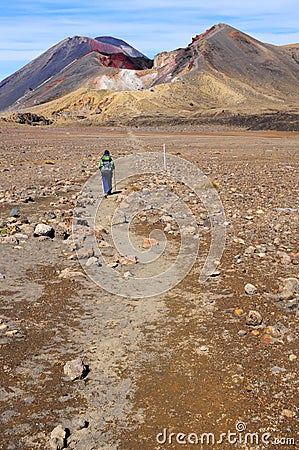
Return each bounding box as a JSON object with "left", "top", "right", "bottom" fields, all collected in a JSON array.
[
  {"left": 0, "top": 36, "right": 152, "bottom": 111},
  {"left": 11, "top": 53, "right": 155, "bottom": 110},
  {"left": 1, "top": 23, "right": 299, "bottom": 128},
  {"left": 148, "top": 24, "right": 299, "bottom": 97}
]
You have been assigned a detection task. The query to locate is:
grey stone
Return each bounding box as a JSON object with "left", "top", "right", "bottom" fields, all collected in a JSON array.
[
  {"left": 76, "top": 219, "right": 90, "bottom": 227},
  {"left": 71, "top": 416, "right": 89, "bottom": 431},
  {"left": 49, "top": 424, "right": 67, "bottom": 450},
  {"left": 276, "top": 296, "right": 298, "bottom": 312},
  {"left": 54, "top": 223, "right": 70, "bottom": 240},
  {"left": 34, "top": 223, "right": 55, "bottom": 238},
  {"left": 278, "top": 278, "right": 298, "bottom": 300},
  {"left": 270, "top": 366, "right": 286, "bottom": 374},
  {"left": 238, "top": 330, "right": 247, "bottom": 337},
  {"left": 86, "top": 256, "right": 98, "bottom": 267},
  {"left": 276, "top": 278, "right": 299, "bottom": 311},
  {"left": 244, "top": 283, "right": 258, "bottom": 295},
  {"left": 63, "top": 358, "right": 89, "bottom": 381},
  {"left": 10, "top": 207, "right": 20, "bottom": 218}
]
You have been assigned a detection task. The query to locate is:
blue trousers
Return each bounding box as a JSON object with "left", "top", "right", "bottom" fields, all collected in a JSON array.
[{"left": 101, "top": 168, "right": 113, "bottom": 194}]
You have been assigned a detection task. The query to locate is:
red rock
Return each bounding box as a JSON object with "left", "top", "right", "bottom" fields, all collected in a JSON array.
[
  {"left": 142, "top": 237, "right": 159, "bottom": 248},
  {"left": 260, "top": 333, "right": 272, "bottom": 344}
]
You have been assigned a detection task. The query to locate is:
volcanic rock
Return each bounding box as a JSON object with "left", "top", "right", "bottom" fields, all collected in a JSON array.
[
  {"left": 49, "top": 424, "right": 67, "bottom": 450},
  {"left": 244, "top": 283, "right": 258, "bottom": 295},
  {"left": 9, "top": 207, "right": 20, "bottom": 218},
  {"left": 34, "top": 223, "right": 55, "bottom": 238},
  {"left": 246, "top": 310, "right": 263, "bottom": 326},
  {"left": 63, "top": 358, "right": 89, "bottom": 381}
]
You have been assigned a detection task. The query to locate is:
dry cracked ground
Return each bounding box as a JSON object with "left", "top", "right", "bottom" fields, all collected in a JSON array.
[{"left": 0, "top": 123, "right": 298, "bottom": 450}]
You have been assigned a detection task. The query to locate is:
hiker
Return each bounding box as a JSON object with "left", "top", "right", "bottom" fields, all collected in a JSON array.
[{"left": 98, "top": 150, "right": 115, "bottom": 197}]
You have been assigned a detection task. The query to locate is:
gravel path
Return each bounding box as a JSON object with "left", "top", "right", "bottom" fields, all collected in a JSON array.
[{"left": 0, "top": 124, "right": 298, "bottom": 449}]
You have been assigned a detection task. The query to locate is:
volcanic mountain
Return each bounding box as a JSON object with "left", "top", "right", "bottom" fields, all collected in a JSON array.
[
  {"left": 1, "top": 23, "right": 299, "bottom": 128},
  {"left": 0, "top": 36, "right": 152, "bottom": 112}
]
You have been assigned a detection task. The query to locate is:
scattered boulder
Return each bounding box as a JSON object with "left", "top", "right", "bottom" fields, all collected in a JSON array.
[
  {"left": 9, "top": 207, "right": 20, "bottom": 218},
  {"left": 244, "top": 283, "right": 258, "bottom": 295},
  {"left": 5, "top": 329, "right": 21, "bottom": 337},
  {"left": 0, "top": 235, "right": 19, "bottom": 245},
  {"left": 98, "top": 240, "right": 112, "bottom": 248},
  {"left": 54, "top": 223, "right": 70, "bottom": 240},
  {"left": 34, "top": 223, "right": 55, "bottom": 238},
  {"left": 276, "top": 277, "right": 299, "bottom": 311},
  {"left": 238, "top": 330, "right": 247, "bottom": 337},
  {"left": 63, "top": 358, "right": 89, "bottom": 381},
  {"left": 49, "top": 424, "right": 67, "bottom": 450},
  {"left": 58, "top": 268, "right": 86, "bottom": 279},
  {"left": 264, "top": 325, "right": 282, "bottom": 338},
  {"left": 113, "top": 254, "right": 137, "bottom": 265},
  {"left": 278, "top": 278, "right": 299, "bottom": 300},
  {"left": 20, "top": 194, "right": 35, "bottom": 203},
  {"left": 270, "top": 366, "right": 286, "bottom": 374},
  {"left": 246, "top": 310, "right": 263, "bottom": 326},
  {"left": 261, "top": 324, "right": 288, "bottom": 344},
  {"left": 143, "top": 237, "right": 159, "bottom": 248},
  {"left": 71, "top": 416, "right": 89, "bottom": 431},
  {"left": 85, "top": 256, "right": 99, "bottom": 267}
]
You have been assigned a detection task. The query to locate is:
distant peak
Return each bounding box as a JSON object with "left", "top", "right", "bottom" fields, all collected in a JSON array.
[
  {"left": 190, "top": 25, "right": 217, "bottom": 45},
  {"left": 95, "top": 36, "right": 128, "bottom": 45},
  {"left": 217, "top": 22, "right": 230, "bottom": 28},
  {"left": 94, "top": 36, "right": 150, "bottom": 59},
  {"left": 189, "top": 23, "right": 237, "bottom": 45}
]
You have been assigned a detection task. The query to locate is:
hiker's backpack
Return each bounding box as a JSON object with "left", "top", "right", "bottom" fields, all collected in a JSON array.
[{"left": 100, "top": 155, "right": 113, "bottom": 173}]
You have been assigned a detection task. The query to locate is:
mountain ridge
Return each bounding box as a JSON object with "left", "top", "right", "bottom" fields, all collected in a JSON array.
[{"left": 1, "top": 23, "right": 299, "bottom": 129}]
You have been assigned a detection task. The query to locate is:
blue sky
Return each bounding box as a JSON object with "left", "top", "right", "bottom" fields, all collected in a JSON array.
[{"left": 0, "top": 0, "right": 298, "bottom": 82}]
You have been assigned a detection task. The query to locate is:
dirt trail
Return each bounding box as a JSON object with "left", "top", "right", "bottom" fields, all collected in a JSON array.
[{"left": 0, "top": 124, "right": 298, "bottom": 449}]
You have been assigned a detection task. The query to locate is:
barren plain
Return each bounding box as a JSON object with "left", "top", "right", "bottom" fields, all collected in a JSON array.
[{"left": 0, "top": 123, "right": 298, "bottom": 449}]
